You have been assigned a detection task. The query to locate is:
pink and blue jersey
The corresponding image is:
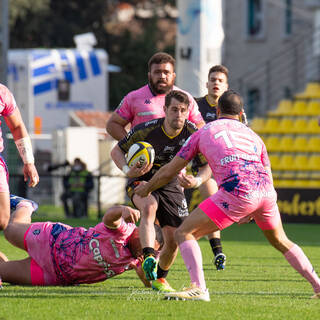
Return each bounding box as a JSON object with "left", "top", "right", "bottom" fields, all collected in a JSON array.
[
  {"left": 116, "top": 84, "right": 203, "bottom": 127},
  {"left": 0, "top": 84, "right": 17, "bottom": 152},
  {"left": 177, "top": 118, "right": 277, "bottom": 222},
  {"left": 25, "top": 220, "right": 139, "bottom": 285}
]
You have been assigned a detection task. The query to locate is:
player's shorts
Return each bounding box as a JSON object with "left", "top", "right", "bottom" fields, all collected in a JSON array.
[
  {"left": 24, "top": 222, "right": 72, "bottom": 285},
  {"left": 128, "top": 179, "right": 189, "bottom": 228},
  {"left": 0, "top": 155, "right": 9, "bottom": 193},
  {"left": 199, "top": 189, "right": 281, "bottom": 231}
]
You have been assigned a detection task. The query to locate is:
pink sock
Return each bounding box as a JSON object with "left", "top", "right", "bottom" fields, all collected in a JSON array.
[
  {"left": 284, "top": 244, "right": 320, "bottom": 293},
  {"left": 179, "top": 239, "right": 206, "bottom": 291}
]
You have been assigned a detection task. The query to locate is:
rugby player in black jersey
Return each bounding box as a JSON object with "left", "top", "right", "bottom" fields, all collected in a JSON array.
[{"left": 111, "top": 90, "right": 211, "bottom": 292}]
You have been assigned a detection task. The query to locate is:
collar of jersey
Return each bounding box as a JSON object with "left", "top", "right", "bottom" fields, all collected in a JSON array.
[
  {"left": 161, "top": 125, "right": 183, "bottom": 139},
  {"left": 205, "top": 95, "right": 217, "bottom": 107}
]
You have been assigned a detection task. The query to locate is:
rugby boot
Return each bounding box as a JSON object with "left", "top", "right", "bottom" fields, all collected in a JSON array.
[{"left": 152, "top": 278, "right": 175, "bottom": 292}]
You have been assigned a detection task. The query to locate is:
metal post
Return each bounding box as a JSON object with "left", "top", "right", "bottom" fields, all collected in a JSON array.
[{"left": 0, "top": 0, "right": 9, "bottom": 85}]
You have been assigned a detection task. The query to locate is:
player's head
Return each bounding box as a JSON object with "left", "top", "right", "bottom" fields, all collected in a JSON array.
[
  {"left": 127, "top": 225, "right": 163, "bottom": 259},
  {"left": 163, "top": 90, "right": 189, "bottom": 130},
  {"left": 217, "top": 90, "right": 244, "bottom": 119},
  {"left": 207, "top": 65, "right": 229, "bottom": 102},
  {"left": 148, "top": 52, "right": 176, "bottom": 95}
]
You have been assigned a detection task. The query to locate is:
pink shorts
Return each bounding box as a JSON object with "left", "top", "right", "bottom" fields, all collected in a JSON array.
[
  {"left": 199, "top": 193, "right": 281, "bottom": 231},
  {"left": 0, "top": 156, "right": 9, "bottom": 193},
  {"left": 24, "top": 222, "right": 71, "bottom": 286}
]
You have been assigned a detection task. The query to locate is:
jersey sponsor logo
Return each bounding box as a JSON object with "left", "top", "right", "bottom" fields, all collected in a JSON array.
[
  {"left": 220, "top": 154, "right": 259, "bottom": 166},
  {"left": 163, "top": 146, "right": 175, "bottom": 153},
  {"left": 137, "top": 111, "right": 158, "bottom": 116},
  {"left": 178, "top": 199, "right": 189, "bottom": 217},
  {"left": 89, "top": 239, "right": 116, "bottom": 278},
  {"left": 206, "top": 112, "right": 217, "bottom": 120},
  {"left": 144, "top": 99, "right": 151, "bottom": 104},
  {"left": 144, "top": 119, "right": 158, "bottom": 127}
]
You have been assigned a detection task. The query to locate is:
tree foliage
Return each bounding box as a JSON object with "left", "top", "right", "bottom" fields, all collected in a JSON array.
[{"left": 9, "top": 0, "right": 176, "bottom": 109}]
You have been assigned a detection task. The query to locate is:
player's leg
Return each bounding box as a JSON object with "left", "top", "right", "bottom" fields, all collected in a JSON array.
[
  {"left": 255, "top": 204, "right": 320, "bottom": 298},
  {"left": 0, "top": 257, "right": 32, "bottom": 285},
  {"left": 199, "top": 179, "right": 226, "bottom": 270},
  {"left": 165, "top": 197, "right": 235, "bottom": 301},
  {"left": 152, "top": 225, "right": 177, "bottom": 292},
  {"left": 262, "top": 221, "right": 320, "bottom": 298},
  {"left": 133, "top": 193, "right": 158, "bottom": 280},
  {"left": 4, "top": 195, "right": 38, "bottom": 250},
  {"left": 165, "top": 206, "right": 219, "bottom": 301}
]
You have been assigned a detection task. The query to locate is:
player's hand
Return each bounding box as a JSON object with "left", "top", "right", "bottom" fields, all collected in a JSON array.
[
  {"left": 178, "top": 172, "right": 197, "bottom": 189},
  {"left": 122, "top": 207, "right": 140, "bottom": 224},
  {"left": 130, "top": 260, "right": 152, "bottom": 288},
  {"left": 23, "top": 163, "right": 39, "bottom": 187},
  {"left": 127, "top": 162, "right": 153, "bottom": 178},
  {"left": 134, "top": 181, "right": 151, "bottom": 198}
]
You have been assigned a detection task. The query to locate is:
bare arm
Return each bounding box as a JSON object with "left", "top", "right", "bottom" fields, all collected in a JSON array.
[
  {"left": 103, "top": 205, "right": 140, "bottom": 229},
  {"left": 4, "top": 108, "right": 39, "bottom": 187},
  {"left": 106, "top": 112, "right": 130, "bottom": 141},
  {"left": 134, "top": 156, "right": 189, "bottom": 197}
]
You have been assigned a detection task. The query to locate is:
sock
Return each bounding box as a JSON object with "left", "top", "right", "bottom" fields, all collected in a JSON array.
[
  {"left": 17, "top": 201, "right": 34, "bottom": 212},
  {"left": 143, "top": 247, "right": 155, "bottom": 259},
  {"left": 209, "top": 238, "right": 222, "bottom": 256},
  {"left": 157, "top": 265, "right": 169, "bottom": 279},
  {"left": 284, "top": 244, "right": 320, "bottom": 293},
  {"left": 179, "top": 239, "right": 206, "bottom": 291}
]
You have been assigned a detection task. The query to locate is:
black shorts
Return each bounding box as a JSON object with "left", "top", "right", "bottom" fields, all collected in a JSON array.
[{"left": 126, "top": 179, "right": 189, "bottom": 228}]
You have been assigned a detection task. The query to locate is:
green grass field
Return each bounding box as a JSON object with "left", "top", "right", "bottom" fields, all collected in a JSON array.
[{"left": 0, "top": 207, "right": 319, "bottom": 320}]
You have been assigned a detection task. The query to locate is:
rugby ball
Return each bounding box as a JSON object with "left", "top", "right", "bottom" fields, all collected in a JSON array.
[{"left": 126, "top": 141, "right": 155, "bottom": 168}]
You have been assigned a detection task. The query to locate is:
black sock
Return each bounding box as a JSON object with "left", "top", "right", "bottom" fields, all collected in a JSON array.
[
  {"left": 143, "top": 247, "right": 155, "bottom": 259},
  {"left": 209, "top": 238, "right": 222, "bottom": 256},
  {"left": 157, "top": 265, "right": 169, "bottom": 279}
]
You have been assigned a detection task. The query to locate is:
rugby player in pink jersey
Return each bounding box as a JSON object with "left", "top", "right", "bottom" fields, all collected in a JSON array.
[
  {"left": 0, "top": 195, "right": 162, "bottom": 287},
  {"left": 0, "top": 84, "right": 39, "bottom": 287},
  {"left": 135, "top": 90, "right": 320, "bottom": 301},
  {"left": 106, "top": 52, "right": 205, "bottom": 140}
]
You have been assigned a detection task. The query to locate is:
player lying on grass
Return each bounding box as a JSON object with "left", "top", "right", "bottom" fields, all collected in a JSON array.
[
  {"left": 0, "top": 195, "right": 162, "bottom": 288},
  {"left": 135, "top": 90, "right": 320, "bottom": 301}
]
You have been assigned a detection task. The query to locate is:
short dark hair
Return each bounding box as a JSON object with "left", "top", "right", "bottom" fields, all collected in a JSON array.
[
  {"left": 208, "top": 65, "right": 229, "bottom": 80},
  {"left": 218, "top": 90, "right": 243, "bottom": 115},
  {"left": 148, "top": 52, "right": 175, "bottom": 71},
  {"left": 165, "top": 90, "right": 189, "bottom": 108}
]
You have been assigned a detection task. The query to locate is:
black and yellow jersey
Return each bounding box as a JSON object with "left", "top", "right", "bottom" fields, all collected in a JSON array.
[
  {"left": 118, "top": 117, "right": 207, "bottom": 182},
  {"left": 195, "top": 96, "right": 217, "bottom": 123}
]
